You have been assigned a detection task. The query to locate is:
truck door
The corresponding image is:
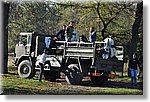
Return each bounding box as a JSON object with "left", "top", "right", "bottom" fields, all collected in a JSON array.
[{"left": 15, "top": 35, "right": 31, "bottom": 58}]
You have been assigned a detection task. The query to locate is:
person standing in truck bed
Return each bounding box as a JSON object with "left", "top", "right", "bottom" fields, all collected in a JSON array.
[
  {"left": 89, "top": 27, "right": 97, "bottom": 43},
  {"left": 56, "top": 25, "right": 66, "bottom": 41},
  {"left": 103, "top": 35, "right": 116, "bottom": 59},
  {"left": 65, "top": 21, "right": 76, "bottom": 42}
]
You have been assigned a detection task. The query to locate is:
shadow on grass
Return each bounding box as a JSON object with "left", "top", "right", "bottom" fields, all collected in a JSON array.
[
  {"left": 2, "top": 88, "right": 37, "bottom": 95},
  {"left": 2, "top": 87, "right": 74, "bottom": 95},
  {"left": 2, "top": 82, "right": 143, "bottom": 95},
  {"left": 2, "top": 87, "right": 96, "bottom": 95},
  {"left": 81, "top": 80, "right": 143, "bottom": 90},
  {"left": 2, "top": 87, "right": 60, "bottom": 95}
]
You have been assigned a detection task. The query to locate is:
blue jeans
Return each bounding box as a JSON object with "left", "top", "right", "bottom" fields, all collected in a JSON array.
[{"left": 130, "top": 69, "right": 138, "bottom": 85}]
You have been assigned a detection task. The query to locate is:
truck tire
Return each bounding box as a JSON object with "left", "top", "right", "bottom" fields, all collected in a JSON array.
[
  {"left": 18, "top": 60, "right": 35, "bottom": 78},
  {"left": 65, "top": 64, "right": 83, "bottom": 85},
  {"left": 91, "top": 76, "right": 108, "bottom": 85}
]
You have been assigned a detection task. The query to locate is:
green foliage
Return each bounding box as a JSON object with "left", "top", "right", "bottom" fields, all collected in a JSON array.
[
  {"left": 8, "top": 1, "right": 143, "bottom": 55},
  {"left": 8, "top": 2, "right": 60, "bottom": 48}
]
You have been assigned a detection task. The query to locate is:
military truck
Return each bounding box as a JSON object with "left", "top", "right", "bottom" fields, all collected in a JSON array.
[{"left": 14, "top": 32, "right": 125, "bottom": 85}]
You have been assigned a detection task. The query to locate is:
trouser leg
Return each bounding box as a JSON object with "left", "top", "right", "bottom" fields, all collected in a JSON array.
[
  {"left": 131, "top": 69, "right": 134, "bottom": 85},
  {"left": 131, "top": 69, "right": 138, "bottom": 85},
  {"left": 131, "top": 77, "right": 134, "bottom": 85},
  {"left": 134, "top": 69, "right": 138, "bottom": 85},
  {"left": 38, "top": 63, "right": 44, "bottom": 81}
]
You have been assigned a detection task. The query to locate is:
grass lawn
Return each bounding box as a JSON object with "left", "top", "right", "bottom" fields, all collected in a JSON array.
[{"left": 1, "top": 65, "right": 143, "bottom": 95}]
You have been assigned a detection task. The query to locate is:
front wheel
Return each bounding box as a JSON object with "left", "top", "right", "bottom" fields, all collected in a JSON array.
[
  {"left": 18, "top": 60, "right": 35, "bottom": 78},
  {"left": 65, "top": 64, "right": 83, "bottom": 85}
]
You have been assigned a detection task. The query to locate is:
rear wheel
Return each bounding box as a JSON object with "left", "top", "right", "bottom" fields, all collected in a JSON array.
[
  {"left": 18, "top": 60, "right": 35, "bottom": 78},
  {"left": 65, "top": 64, "right": 83, "bottom": 85}
]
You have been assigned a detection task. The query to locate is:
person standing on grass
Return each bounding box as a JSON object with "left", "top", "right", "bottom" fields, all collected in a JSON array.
[
  {"left": 129, "top": 53, "right": 140, "bottom": 86},
  {"left": 38, "top": 48, "right": 49, "bottom": 82}
]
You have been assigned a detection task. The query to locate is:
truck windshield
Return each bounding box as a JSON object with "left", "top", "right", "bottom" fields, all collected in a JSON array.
[
  {"left": 19, "top": 35, "right": 27, "bottom": 44},
  {"left": 19, "top": 35, "right": 31, "bottom": 45}
]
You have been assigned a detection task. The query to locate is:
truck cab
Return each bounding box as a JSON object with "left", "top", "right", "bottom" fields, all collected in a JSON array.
[
  {"left": 14, "top": 32, "right": 60, "bottom": 80},
  {"left": 15, "top": 32, "right": 32, "bottom": 61}
]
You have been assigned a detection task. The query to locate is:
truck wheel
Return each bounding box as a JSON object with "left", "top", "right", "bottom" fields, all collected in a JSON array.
[
  {"left": 65, "top": 64, "right": 83, "bottom": 85},
  {"left": 18, "top": 60, "right": 35, "bottom": 78},
  {"left": 91, "top": 76, "right": 108, "bottom": 85}
]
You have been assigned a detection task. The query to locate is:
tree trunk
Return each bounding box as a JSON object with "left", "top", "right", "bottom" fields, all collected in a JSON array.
[
  {"left": 128, "top": 1, "right": 143, "bottom": 76},
  {"left": 129, "top": 1, "right": 143, "bottom": 58},
  {"left": 2, "top": 2, "right": 10, "bottom": 74}
]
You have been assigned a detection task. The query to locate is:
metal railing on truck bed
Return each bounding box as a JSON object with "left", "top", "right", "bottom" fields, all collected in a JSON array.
[
  {"left": 55, "top": 41, "right": 124, "bottom": 71},
  {"left": 55, "top": 41, "right": 105, "bottom": 58}
]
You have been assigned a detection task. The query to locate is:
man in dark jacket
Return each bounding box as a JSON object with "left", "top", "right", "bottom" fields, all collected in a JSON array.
[
  {"left": 56, "top": 25, "right": 66, "bottom": 41},
  {"left": 129, "top": 53, "right": 140, "bottom": 86},
  {"left": 65, "top": 21, "right": 76, "bottom": 42}
]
